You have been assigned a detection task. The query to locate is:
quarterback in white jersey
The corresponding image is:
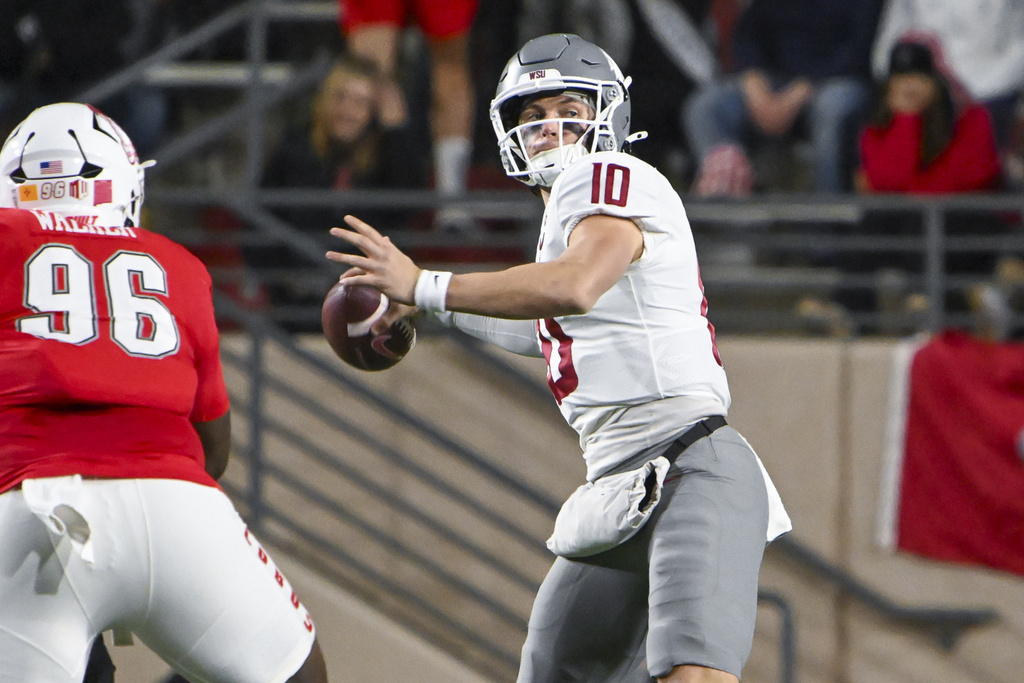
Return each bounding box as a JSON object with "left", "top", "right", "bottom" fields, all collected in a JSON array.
[
  {"left": 536, "top": 148, "right": 729, "bottom": 479},
  {"left": 328, "top": 33, "right": 789, "bottom": 683}
]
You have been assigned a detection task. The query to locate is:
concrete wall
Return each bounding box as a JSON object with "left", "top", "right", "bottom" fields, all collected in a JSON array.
[{"left": 722, "top": 338, "right": 1023, "bottom": 683}]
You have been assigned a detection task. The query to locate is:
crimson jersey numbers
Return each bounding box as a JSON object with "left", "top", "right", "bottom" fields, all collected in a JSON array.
[
  {"left": 20, "top": 243, "right": 180, "bottom": 358},
  {"left": 537, "top": 318, "right": 579, "bottom": 404},
  {"left": 591, "top": 162, "right": 630, "bottom": 207}
]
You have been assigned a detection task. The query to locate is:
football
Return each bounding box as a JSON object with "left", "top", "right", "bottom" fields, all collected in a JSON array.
[{"left": 321, "top": 281, "right": 416, "bottom": 371}]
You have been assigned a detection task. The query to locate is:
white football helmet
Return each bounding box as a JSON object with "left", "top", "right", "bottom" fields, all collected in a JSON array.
[
  {"left": 0, "top": 102, "right": 154, "bottom": 227},
  {"left": 490, "top": 34, "right": 635, "bottom": 188}
]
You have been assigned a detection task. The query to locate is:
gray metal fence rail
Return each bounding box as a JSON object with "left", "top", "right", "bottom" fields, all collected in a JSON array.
[{"left": 148, "top": 187, "right": 1024, "bottom": 336}]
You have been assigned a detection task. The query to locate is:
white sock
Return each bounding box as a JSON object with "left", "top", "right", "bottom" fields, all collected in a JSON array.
[{"left": 434, "top": 136, "right": 472, "bottom": 196}]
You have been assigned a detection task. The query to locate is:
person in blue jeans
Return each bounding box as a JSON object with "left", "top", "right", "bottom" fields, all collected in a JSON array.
[{"left": 683, "top": 0, "right": 883, "bottom": 196}]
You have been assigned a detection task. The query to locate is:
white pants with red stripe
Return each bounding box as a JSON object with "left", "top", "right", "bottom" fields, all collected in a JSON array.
[{"left": 0, "top": 476, "right": 315, "bottom": 683}]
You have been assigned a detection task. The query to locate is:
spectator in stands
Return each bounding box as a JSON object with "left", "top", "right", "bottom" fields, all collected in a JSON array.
[
  {"left": 253, "top": 55, "right": 426, "bottom": 330},
  {"left": 858, "top": 40, "right": 1002, "bottom": 194},
  {"left": 822, "top": 40, "right": 1005, "bottom": 334},
  {"left": 871, "top": 0, "right": 1024, "bottom": 155},
  {"left": 261, "top": 55, "right": 425, "bottom": 229},
  {"left": 683, "top": 0, "right": 883, "bottom": 196},
  {"left": 339, "top": 0, "right": 479, "bottom": 232}
]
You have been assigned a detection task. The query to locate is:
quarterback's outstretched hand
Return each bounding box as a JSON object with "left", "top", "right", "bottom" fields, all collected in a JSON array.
[
  {"left": 327, "top": 215, "right": 420, "bottom": 305},
  {"left": 334, "top": 266, "right": 420, "bottom": 335}
]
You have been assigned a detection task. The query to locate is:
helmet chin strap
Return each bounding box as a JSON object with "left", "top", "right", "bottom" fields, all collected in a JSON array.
[{"left": 526, "top": 143, "right": 587, "bottom": 188}]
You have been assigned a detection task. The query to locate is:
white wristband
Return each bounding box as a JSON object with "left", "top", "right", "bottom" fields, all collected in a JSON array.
[{"left": 414, "top": 269, "right": 453, "bottom": 313}]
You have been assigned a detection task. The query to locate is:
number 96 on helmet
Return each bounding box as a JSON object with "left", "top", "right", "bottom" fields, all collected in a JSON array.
[{"left": 321, "top": 281, "right": 416, "bottom": 371}]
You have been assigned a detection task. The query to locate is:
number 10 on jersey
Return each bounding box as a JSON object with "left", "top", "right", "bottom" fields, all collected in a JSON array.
[{"left": 591, "top": 162, "right": 630, "bottom": 207}]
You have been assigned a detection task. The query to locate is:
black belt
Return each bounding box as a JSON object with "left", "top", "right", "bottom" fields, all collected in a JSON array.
[{"left": 662, "top": 415, "right": 727, "bottom": 465}]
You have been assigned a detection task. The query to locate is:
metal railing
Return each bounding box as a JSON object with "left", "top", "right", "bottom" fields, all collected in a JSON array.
[
  {"left": 770, "top": 537, "right": 997, "bottom": 653},
  {"left": 154, "top": 187, "right": 1024, "bottom": 337}
]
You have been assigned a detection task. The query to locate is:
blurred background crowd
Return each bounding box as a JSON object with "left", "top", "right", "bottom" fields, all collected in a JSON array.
[{"left": 2, "top": 0, "right": 1022, "bottom": 336}]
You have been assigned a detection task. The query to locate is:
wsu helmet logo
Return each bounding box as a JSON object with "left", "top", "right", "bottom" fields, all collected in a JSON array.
[{"left": 529, "top": 70, "right": 547, "bottom": 80}]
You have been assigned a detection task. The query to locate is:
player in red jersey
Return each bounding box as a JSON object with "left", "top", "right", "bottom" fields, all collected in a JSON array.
[{"left": 0, "top": 103, "right": 328, "bottom": 683}]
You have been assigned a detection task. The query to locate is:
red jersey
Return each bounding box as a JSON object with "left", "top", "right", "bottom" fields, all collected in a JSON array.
[
  {"left": 860, "top": 104, "right": 1001, "bottom": 194},
  {"left": 0, "top": 208, "right": 230, "bottom": 493}
]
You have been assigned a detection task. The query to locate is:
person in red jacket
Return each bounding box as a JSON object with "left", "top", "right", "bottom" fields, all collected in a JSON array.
[
  {"left": 822, "top": 40, "right": 1007, "bottom": 333},
  {"left": 858, "top": 39, "right": 1001, "bottom": 193}
]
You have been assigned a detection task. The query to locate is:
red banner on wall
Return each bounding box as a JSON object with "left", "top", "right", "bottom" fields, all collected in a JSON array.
[{"left": 879, "top": 330, "right": 1024, "bottom": 576}]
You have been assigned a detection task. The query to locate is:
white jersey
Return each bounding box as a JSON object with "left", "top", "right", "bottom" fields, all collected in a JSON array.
[{"left": 537, "top": 151, "right": 730, "bottom": 478}]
